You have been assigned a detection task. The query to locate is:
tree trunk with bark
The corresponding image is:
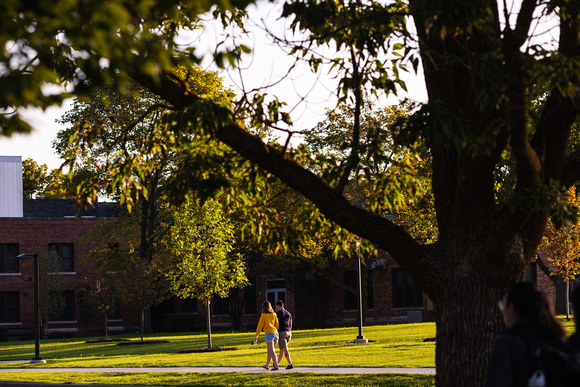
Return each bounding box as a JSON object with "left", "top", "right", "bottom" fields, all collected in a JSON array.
[
  {"left": 433, "top": 279, "right": 506, "bottom": 385},
  {"left": 536, "top": 255, "right": 568, "bottom": 314},
  {"left": 206, "top": 299, "right": 213, "bottom": 348}
]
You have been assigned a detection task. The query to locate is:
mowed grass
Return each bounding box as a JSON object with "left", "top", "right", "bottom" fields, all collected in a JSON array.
[
  {"left": 0, "top": 320, "right": 575, "bottom": 386},
  {"left": 0, "top": 372, "right": 436, "bottom": 386},
  {"left": 0, "top": 323, "right": 437, "bottom": 369},
  {"left": 0, "top": 323, "right": 437, "bottom": 386}
]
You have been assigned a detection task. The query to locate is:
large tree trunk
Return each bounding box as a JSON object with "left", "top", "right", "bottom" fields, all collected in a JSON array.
[{"left": 434, "top": 282, "right": 504, "bottom": 386}]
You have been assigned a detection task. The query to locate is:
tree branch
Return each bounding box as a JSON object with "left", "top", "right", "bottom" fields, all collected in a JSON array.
[
  {"left": 133, "top": 70, "right": 429, "bottom": 270},
  {"left": 216, "top": 121, "right": 419, "bottom": 257},
  {"left": 490, "top": 5, "right": 580, "bottom": 255},
  {"left": 501, "top": 0, "right": 542, "bottom": 193},
  {"left": 336, "top": 46, "right": 362, "bottom": 194},
  {"left": 533, "top": 9, "right": 580, "bottom": 187}
]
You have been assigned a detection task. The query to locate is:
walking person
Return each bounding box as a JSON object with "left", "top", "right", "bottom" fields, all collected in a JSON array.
[
  {"left": 484, "top": 282, "right": 567, "bottom": 387},
  {"left": 254, "top": 301, "right": 280, "bottom": 370},
  {"left": 276, "top": 300, "right": 294, "bottom": 369}
]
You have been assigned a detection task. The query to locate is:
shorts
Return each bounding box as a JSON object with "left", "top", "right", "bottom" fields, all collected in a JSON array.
[
  {"left": 265, "top": 333, "right": 279, "bottom": 343},
  {"left": 278, "top": 331, "right": 292, "bottom": 349}
]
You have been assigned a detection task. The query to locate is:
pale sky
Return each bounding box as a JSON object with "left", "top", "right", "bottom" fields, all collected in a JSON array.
[{"left": 0, "top": 3, "right": 428, "bottom": 171}]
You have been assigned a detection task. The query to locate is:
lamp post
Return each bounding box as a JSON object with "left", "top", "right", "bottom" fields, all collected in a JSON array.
[
  {"left": 17, "top": 253, "right": 46, "bottom": 364},
  {"left": 353, "top": 255, "right": 368, "bottom": 344}
]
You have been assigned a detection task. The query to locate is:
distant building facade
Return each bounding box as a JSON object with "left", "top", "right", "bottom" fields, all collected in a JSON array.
[{"left": 0, "top": 156, "right": 562, "bottom": 339}]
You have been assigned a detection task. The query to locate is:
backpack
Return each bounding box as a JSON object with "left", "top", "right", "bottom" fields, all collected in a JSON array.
[{"left": 510, "top": 329, "right": 580, "bottom": 387}]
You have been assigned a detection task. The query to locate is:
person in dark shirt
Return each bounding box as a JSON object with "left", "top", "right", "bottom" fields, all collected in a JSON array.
[
  {"left": 567, "top": 285, "right": 580, "bottom": 352},
  {"left": 484, "top": 282, "right": 567, "bottom": 387},
  {"left": 275, "top": 300, "right": 294, "bottom": 369}
]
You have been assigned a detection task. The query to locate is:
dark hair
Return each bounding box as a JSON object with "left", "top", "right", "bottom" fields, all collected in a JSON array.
[
  {"left": 505, "top": 282, "right": 566, "bottom": 341},
  {"left": 276, "top": 300, "right": 284, "bottom": 308},
  {"left": 572, "top": 286, "right": 580, "bottom": 330},
  {"left": 262, "top": 301, "right": 274, "bottom": 314}
]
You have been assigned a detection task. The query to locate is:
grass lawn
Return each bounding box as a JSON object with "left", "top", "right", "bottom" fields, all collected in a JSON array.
[
  {"left": 0, "top": 323, "right": 437, "bottom": 386},
  {"left": 0, "top": 320, "right": 575, "bottom": 386},
  {"left": 0, "top": 324, "right": 437, "bottom": 368},
  {"left": 0, "top": 372, "right": 436, "bottom": 386}
]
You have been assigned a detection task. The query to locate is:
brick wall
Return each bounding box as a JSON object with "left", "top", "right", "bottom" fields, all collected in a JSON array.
[
  {"left": 4, "top": 216, "right": 557, "bottom": 336},
  {"left": 0, "top": 218, "right": 139, "bottom": 337}
]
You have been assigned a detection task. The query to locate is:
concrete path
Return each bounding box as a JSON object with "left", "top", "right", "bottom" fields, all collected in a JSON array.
[{"left": 0, "top": 366, "right": 435, "bottom": 374}]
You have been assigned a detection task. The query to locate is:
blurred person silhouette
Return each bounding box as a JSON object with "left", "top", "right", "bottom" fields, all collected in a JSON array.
[
  {"left": 484, "top": 282, "right": 567, "bottom": 387},
  {"left": 567, "top": 285, "right": 580, "bottom": 352}
]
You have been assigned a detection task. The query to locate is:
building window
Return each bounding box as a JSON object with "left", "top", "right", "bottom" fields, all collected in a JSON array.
[
  {"left": 50, "top": 290, "right": 75, "bottom": 321},
  {"left": 181, "top": 298, "right": 197, "bottom": 314},
  {"left": 392, "top": 268, "right": 423, "bottom": 308},
  {"left": 48, "top": 243, "right": 74, "bottom": 272},
  {"left": 344, "top": 271, "right": 357, "bottom": 310},
  {"left": 0, "top": 244, "right": 19, "bottom": 273},
  {"left": 213, "top": 296, "right": 229, "bottom": 316},
  {"left": 344, "top": 270, "right": 373, "bottom": 310},
  {"left": 244, "top": 278, "right": 256, "bottom": 315},
  {"left": 367, "top": 270, "right": 374, "bottom": 310},
  {"left": 0, "top": 292, "right": 19, "bottom": 323},
  {"left": 107, "top": 300, "right": 121, "bottom": 320},
  {"left": 266, "top": 279, "right": 286, "bottom": 307},
  {"left": 526, "top": 262, "right": 537, "bottom": 285}
]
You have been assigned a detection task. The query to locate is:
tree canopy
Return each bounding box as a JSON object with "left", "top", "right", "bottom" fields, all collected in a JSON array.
[
  {"left": 2, "top": 1, "right": 580, "bottom": 386},
  {"left": 22, "top": 158, "right": 79, "bottom": 199}
]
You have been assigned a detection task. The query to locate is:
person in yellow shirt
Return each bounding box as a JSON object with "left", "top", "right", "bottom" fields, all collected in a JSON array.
[{"left": 254, "top": 300, "right": 279, "bottom": 370}]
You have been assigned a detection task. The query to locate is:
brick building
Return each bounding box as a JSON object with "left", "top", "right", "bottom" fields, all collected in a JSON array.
[
  {"left": 0, "top": 199, "right": 138, "bottom": 338},
  {"left": 0, "top": 156, "right": 138, "bottom": 338},
  {"left": 1, "top": 155, "right": 564, "bottom": 339},
  {"left": 152, "top": 249, "right": 434, "bottom": 332}
]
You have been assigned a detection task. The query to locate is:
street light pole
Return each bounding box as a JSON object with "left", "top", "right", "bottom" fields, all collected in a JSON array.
[
  {"left": 18, "top": 253, "right": 46, "bottom": 364},
  {"left": 353, "top": 256, "right": 368, "bottom": 344}
]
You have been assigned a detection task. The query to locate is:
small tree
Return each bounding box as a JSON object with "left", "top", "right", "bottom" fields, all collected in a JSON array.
[
  {"left": 38, "top": 251, "right": 65, "bottom": 339},
  {"left": 115, "top": 257, "right": 169, "bottom": 341},
  {"left": 78, "top": 272, "right": 118, "bottom": 340},
  {"left": 168, "top": 198, "right": 247, "bottom": 348},
  {"left": 22, "top": 159, "right": 48, "bottom": 199},
  {"left": 541, "top": 187, "right": 580, "bottom": 318}
]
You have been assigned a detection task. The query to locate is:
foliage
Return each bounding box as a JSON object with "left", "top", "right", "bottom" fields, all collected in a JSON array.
[
  {"left": 57, "top": 68, "right": 237, "bottom": 335},
  {"left": 54, "top": 68, "right": 236, "bottom": 209},
  {"left": 541, "top": 187, "right": 580, "bottom": 282},
  {"left": 21, "top": 158, "right": 91, "bottom": 199},
  {"left": 168, "top": 198, "right": 247, "bottom": 304},
  {"left": 3, "top": 1, "right": 580, "bottom": 386},
  {"left": 116, "top": 256, "right": 170, "bottom": 340},
  {"left": 82, "top": 208, "right": 171, "bottom": 340},
  {"left": 77, "top": 272, "right": 119, "bottom": 341},
  {"left": 302, "top": 103, "right": 437, "bottom": 243},
  {"left": 167, "top": 198, "right": 247, "bottom": 347},
  {"left": 22, "top": 158, "right": 48, "bottom": 199}
]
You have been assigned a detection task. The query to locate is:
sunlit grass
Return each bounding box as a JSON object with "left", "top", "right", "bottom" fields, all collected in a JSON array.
[
  {"left": 0, "top": 324, "right": 437, "bottom": 385},
  {"left": 2, "top": 320, "right": 576, "bottom": 386},
  {"left": 0, "top": 372, "right": 436, "bottom": 386},
  {"left": 0, "top": 324, "right": 437, "bottom": 369}
]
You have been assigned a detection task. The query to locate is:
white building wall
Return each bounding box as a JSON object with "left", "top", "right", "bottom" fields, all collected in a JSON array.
[{"left": 0, "top": 156, "right": 23, "bottom": 217}]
